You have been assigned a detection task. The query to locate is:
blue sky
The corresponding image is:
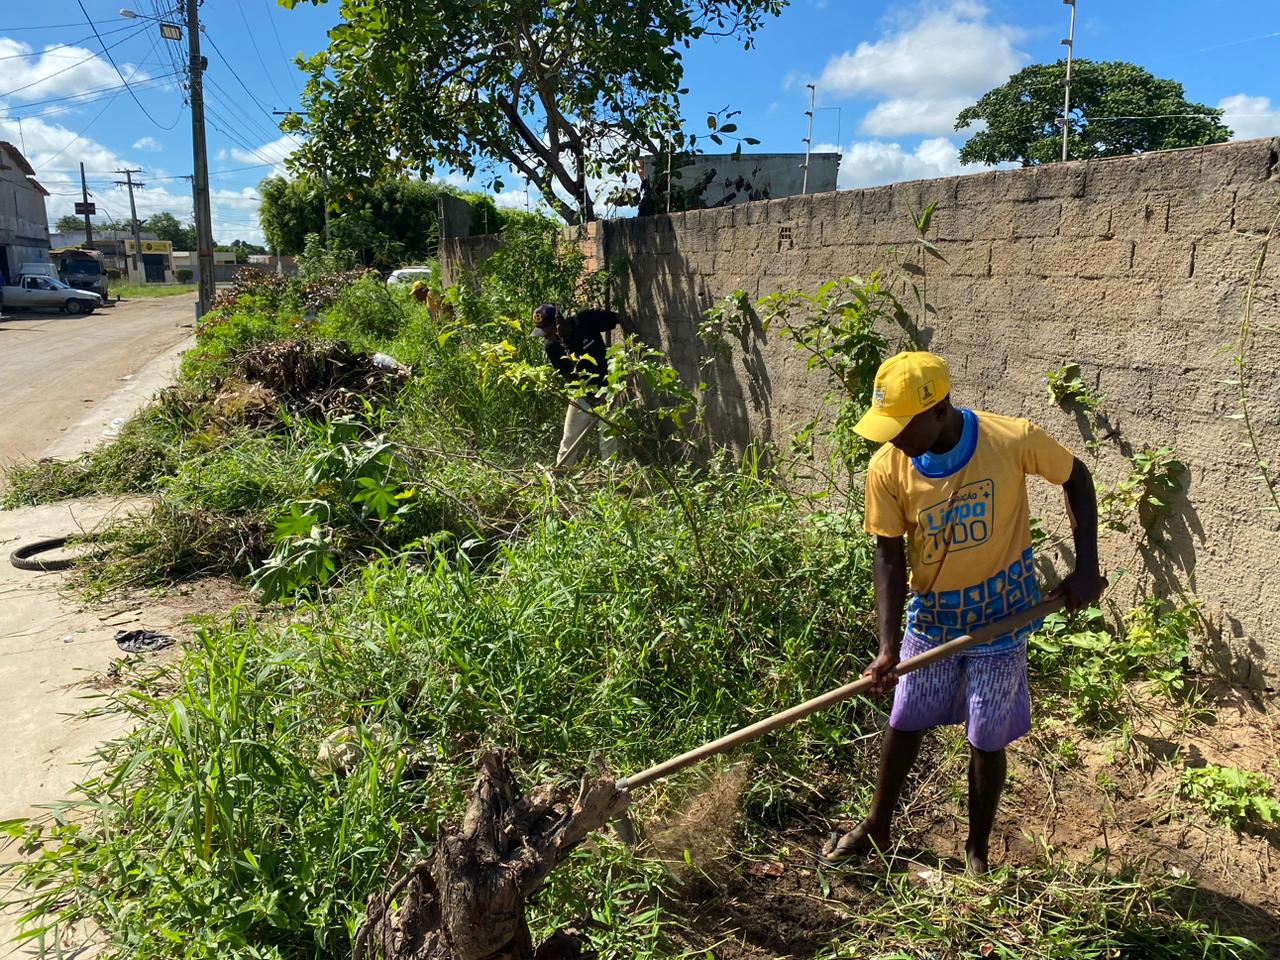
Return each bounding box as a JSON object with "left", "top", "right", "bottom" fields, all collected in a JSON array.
[{"left": 1, "top": 1, "right": 1276, "bottom": 244}]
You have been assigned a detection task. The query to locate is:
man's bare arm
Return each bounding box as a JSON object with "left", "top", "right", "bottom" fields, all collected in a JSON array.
[
  {"left": 1051, "top": 457, "right": 1106, "bottom": 611},
  {"left": 866, "top": 534, "right": 908, "bottom": 694}
]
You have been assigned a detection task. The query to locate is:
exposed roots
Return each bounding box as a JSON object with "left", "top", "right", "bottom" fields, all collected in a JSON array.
[{"left": 355, "top": 751, "right": 630, "bottom": 960}]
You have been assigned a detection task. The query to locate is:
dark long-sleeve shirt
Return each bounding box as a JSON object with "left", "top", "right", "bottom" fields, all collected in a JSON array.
[{"left": 543, "top": 309, "right": 620, "bottom": 392}]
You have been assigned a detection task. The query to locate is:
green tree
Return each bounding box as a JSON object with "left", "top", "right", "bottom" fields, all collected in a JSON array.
[
  {"left": 54, "top": 214, "right": 85, "bottom": 233},
  {"left": 956, "top": 60, "right": 1231, "bottom": 166},
  {"left": 259, "top": 174, "right": 516, "bottom": 269},
  {"left": 279, "top": 0, "right": 783, "bottom": 222},
  {"left": 144, "top": 211, "right": 199, "bottom": 250}
]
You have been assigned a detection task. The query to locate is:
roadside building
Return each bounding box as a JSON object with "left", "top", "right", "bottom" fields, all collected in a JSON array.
[
  {"left": 0, "top": 141, "right": 51, "bottom": 282},
  {"left": 639, "top": 151, "right": 841, "bottom": 213},
  {"left": 172, "top": 249, "right": 238, "bottom": 284},
  {"left": 123, "top": 238, "right": 176, "bottom": 283}
]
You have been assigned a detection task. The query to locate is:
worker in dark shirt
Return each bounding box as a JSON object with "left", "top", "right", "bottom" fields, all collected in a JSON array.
[{"left": 532, "top": 302, "right": 638, "bottom": 467}]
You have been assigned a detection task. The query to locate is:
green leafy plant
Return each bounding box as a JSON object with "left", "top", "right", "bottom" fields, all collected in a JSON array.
[
  {"left": 1178, "top": 765, "right": 1280, "bottom": 829},
  {"left": 1030, "top": 598, "right": 1200, "bottom": 727},
  {"left": 1100, "top": 446, "right": 1187, "bottom": 534},
  {"left": 755, "top": 275, "right": 892, "bottom": 474},
  {"left": 1222, "top": 202, "right": 1280, "bottom": 515},
  {"left": 889, "top": 201, "right": 947, "bottom": 339},
  {"left": 1045, "top": 361, "right": 1107, "bottom": 451}
]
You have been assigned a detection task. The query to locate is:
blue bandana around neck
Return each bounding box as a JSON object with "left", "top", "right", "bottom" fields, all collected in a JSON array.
[{"left": 911, "top": 407, "right": 978, "bottom": 479}]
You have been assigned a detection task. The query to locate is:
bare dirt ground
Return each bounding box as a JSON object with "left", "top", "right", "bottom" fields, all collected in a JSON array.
[
  {"left": 663, "top": 692, "right": 1280, "bottom": 959},
  {"left": 0, "top": 296, "right": 195, "bottom": 466}
]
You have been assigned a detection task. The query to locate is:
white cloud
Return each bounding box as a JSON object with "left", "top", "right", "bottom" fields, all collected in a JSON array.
[
  {"left": 132, "top": 136, "right": 163, "bottom": 152},
  {"left": 0, "top": 38, "right": 148, "bottom": 103},
  {"left": 1217, "top": 94, "right": 1278, "bottom": 141},
  {"left": 817, "top": 2, "right": 1027, "bottom": 138},
  {"left": 819, "top": 136, "right": 1015, "bottom": 189},
  {"left": 860, "top": 96, "right": 974, "bottom": 136},
  {"left": 229, "top": 134, "right": 296, "bottom": 176}
]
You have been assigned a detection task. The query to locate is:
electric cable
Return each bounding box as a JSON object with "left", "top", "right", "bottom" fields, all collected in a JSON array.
[{"left": 73, "top": 0, "right": 180, "bottom": 129}]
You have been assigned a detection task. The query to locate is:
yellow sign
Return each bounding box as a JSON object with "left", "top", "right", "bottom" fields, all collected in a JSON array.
[{"left": 123, "top": 239, "right": 173, "bottom": 255}]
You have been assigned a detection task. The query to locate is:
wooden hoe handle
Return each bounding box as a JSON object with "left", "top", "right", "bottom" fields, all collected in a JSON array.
[{"left": 616, "top": 597, "right": 1063, "bottom": 792}]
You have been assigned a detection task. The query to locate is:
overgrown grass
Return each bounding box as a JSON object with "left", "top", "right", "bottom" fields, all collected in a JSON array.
[
  {"left": 5, "top": 469, "right": 882, "bottom": 958},
  {"left": 2, "top": 228, "right": 1267, "bottom": 958}
]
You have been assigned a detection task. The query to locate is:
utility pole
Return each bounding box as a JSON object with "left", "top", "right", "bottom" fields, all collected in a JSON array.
[
  {"left": 114, "top": 167, "right": 145, "bottom": 282},
  {"left": 802, "top": 83, "right": 816, "bottom": 195},
  {"left": 1061, "top": 0, "right": 1077, "bottom": 162},
  {"left": 80, "top": 162, "right": 93, "bottom": 245},
  {"left": 186, "top": 0, "right": 215, "bottom": 317},
  {"left": 320, "top": 163, "right": 331, "bottom": 245}
]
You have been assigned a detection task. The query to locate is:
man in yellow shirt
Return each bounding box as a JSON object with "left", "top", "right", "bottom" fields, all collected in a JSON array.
[{"left": 823, "top": 351, "right": 1104, "bottom": 872}]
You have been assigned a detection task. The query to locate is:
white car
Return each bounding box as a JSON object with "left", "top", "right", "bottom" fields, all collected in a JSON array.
[
  {"left": 4, "top": 275, "right": 103, "bottom": 315},
  {"left": 386, "top": 266, "right": 436, "bottom": 287}
]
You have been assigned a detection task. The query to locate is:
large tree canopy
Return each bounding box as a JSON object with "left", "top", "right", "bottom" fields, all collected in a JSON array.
[
  {"left": 258, "top": 175, "right": 515, "bottom": 268},
  {"left": 956, "top": 60, "right": 1231, "bottom": 166},
  {"left": 145, "top": 212, "right": 198, "bottom": 251},
  {"left": 279, "top": 0, "right": 785, "bottom": 222}
]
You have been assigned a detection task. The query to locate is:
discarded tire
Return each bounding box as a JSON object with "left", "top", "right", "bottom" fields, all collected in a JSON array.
[{"left": 9, "top": 537, "right": 74, "bottom": 572}]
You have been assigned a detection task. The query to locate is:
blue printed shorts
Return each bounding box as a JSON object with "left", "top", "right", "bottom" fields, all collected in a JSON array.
[{"left": 888, "top": 631, "right": 1031, "bottom": 752}]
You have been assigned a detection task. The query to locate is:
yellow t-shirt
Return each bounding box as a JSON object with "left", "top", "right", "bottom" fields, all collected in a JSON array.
[{"left": 864, "top": 409, "right": 1075, "bottom": 651}]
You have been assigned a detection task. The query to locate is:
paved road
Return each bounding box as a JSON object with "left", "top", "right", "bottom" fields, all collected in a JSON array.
[{"left": 0, "top": 296, "right": 196, "bottom": 467}]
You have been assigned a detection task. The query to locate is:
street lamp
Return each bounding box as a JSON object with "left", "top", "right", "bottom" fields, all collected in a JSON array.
[{"left": 120, "top": 8, "right": 183, "bottom": 39}]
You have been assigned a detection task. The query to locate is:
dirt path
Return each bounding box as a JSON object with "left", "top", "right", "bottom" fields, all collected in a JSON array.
[
  {"left": 0, "top": 310, "right": 235, "bottom": 957},
  {"left": 0, "top": 296, "right": 195, "bottom": 466}
]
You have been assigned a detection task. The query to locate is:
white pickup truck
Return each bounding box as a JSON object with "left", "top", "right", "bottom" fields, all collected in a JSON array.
[{"left": 3, "top": 274, "right": 104, "bottom": 315}]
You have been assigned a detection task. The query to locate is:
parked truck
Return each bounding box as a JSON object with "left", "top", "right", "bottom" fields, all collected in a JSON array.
[
  {"left": 52, "top": 247, "right": 110, "bottom": 301},
  {"left": 3, "top": 263, "right": 103, "bottom": 315}
]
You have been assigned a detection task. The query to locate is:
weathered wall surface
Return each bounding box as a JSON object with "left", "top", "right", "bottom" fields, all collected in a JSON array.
[{"left": 443, "top": 138, "right": 1280, "bottom": 684}]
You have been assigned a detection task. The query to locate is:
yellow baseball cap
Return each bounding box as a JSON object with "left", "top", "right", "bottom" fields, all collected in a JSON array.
[{"left": 853, "top": 351, "right": 951, "bottom": 443}]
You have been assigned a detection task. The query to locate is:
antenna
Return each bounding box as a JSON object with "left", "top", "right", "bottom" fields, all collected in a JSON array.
[
  {"left": 1060, "top": 0, "right": 1077, "bottom": 162},
  {"left": 802, "top": 83, "right": 816, "bottom": 194}
]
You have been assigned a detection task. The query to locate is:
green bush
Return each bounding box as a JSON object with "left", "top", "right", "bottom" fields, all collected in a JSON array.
[
  {"left": 176, "top": 268, "right": 193, "bottom": 282},
  {"left": 316, "top": 274, "right": 407, "bottom": 344}
]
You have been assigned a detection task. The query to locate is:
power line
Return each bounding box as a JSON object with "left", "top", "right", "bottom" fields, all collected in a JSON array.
[
  {"left": 263, "top": 0, "right": 302, "bottom": 99},
  {"left": 74, "top": 0, "right": 179, "bottom": 130},
  {"left": 0, "top": 21, "right": 141, "bottom": 61},
  {"left": 34, "top": 79, "right": 130, "bottom": 170},
  {"left": 235, "top": 0, "right": 292, "bottom": 108},
  {"left": 0, "top": 72, "right": 181, "bottom": 112},
  {"left": 0, "top": 75, "right": 183, "bottom": 123},
  {"left": 201, "top": 26, "right": 303, "bottom": 150},
  {"left": 0, "top": 22, "right": 151, "bottom": 98}
]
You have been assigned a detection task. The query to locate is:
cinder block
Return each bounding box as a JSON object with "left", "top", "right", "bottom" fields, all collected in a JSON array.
[
  {"left": 1059, "top": 198, "right": 1113, "bottom": 238},
  {"left": 989, "top": 239, "right": 1035, "bottom": 276},
  {"left": 969, "top": 202, "right": 1019, "bottom": 241},
  {"left": 940, "top": 240, "right": 990, "bottom": 277},
  {"left": 1192, "top": 233, "right": 1277, "bottom": 282},
  {"left": 1011, "top": 201, "right": 1062, "bottom": 239},
  {"left": 1035, "top": 163, "right": 1087, "bottom": 199},
  {"left": 1032, "top": 237, "right": 1131, "bottom": 278},
  {"left": 1199, "top": 137, "right": 1279, "bottom": 187},
  {"left": 1166, "top": 189, "right": 1235, "bottom": 237},
  {"left": 994, "top": 167, "right": 1037, "bottom": 202},
  {"left": 860, "top": 184, "right": 894, "bottom": 217},
  {"left": 1110, "top": 194, "right": 1171, "bottom": 236},
  {"left": 1232, "top": 183, "right": 1280, "bottom": 234},
  {"left": 740, "top": 199, "right": 771, "bottom": 226},
  {"left": 955, "top": 171, "right": 996, "bottom": 206},
  {"left": 929, "top": 205, "right": 974, "bottom": 242},
  {"left": 1131, "top": 238, "right": 1194, "bottom": 278}
]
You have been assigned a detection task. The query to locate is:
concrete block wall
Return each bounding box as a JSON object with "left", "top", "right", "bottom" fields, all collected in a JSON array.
[{"left": 444, "top": 138, "right": 1280, "bottom": 684}]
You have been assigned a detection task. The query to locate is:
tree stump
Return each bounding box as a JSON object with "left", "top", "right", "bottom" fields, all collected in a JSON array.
[{"left": 354, "top": 751, "right": 630, "bottom": 960}]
